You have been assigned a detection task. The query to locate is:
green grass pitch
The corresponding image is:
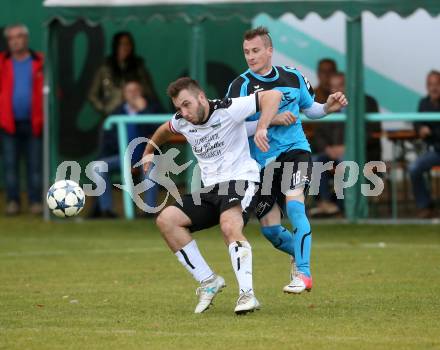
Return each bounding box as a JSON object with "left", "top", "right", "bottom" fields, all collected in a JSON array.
[{"left": 1, "top": 218, "right": 439, "bottom": 349}]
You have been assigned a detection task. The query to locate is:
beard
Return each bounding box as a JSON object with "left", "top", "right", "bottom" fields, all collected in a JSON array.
[{"left": 193, "top": 102, "right": 206, "bottom": 125}]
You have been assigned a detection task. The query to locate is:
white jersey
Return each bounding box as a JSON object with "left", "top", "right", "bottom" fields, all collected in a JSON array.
[{"left": 169, "top": 94, "right": 261, "bottom": 187}]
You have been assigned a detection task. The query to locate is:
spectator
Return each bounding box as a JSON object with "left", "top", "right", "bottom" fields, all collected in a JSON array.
[
  {"left": 311, "top": 72, "right": 381, "bottom": 217},
  {"left": 409, "top": 70, "right": 440, "bottom": 219},
  {"left": 314, "top": 58, "right": 338, "bottom": 104},
  {"left": 91, "top": 80, "right": 161, "bottom": 218},
  {"left": 307, "top": 58, "right": 338, "bottom": 150},
  {"left": 88, "top": 31, "right": 159, "bottom": 118},
  {"left": 0, "top": 24, "right": 44, "bottom": 216}
]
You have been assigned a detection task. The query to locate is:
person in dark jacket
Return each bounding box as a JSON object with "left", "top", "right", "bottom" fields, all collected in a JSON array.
[
  {"left": 0, "top": 24, "right": 44, "bottom": 216},
  {"left": 91, "top": 80, "right": 161, "bottom": 218},
  {"left": 409, "top": 70, "right": 440, "bottom": 218},
  {"left": 310, "top": 72, "right": 381, "bottom": 217}
]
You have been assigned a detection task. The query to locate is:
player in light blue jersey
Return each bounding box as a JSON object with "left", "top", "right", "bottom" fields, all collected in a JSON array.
[{"left": 227, "top": 27, "right": 347, "bottom": 293}]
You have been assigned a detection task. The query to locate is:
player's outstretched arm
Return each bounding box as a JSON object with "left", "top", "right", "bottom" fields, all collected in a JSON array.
[
  {"left": 302, "top": 92, "right": 348, "bottom": 120},
  {"left": 142, "top": 122, "right": 174, "bottom": 173},
  {"left": 302, "top": 102, "right": 327, "bottom": 120},
  {"left": 254, "top": 90, "right": 283, "bottom": 152}
]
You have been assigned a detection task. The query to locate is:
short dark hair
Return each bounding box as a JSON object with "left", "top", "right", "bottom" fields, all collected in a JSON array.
[
  {"left": 124, "top": 79, "right": 142, "bottom": 86},
  {"left": 317, "top": 58, "right": 337, "bottom": 71},
  {"left": 123, "top": 79, "right": 143, "bottom": 92},
  {"left": 427, "top": 70, "right": 440, "bottom": 79},
  {"left": 332, "top": 71, "right": 345, "bottom": 79},
  {"left": 167, "top": 77, "right": 203, "bottom": 99},
  {"left": 243, "top": 26, "right": 272, "bottom": 48}
]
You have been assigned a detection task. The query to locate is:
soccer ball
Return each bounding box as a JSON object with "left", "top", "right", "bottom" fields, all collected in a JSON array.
[{"left": 46, "top": 180, "right": 85, "bottom": 218}]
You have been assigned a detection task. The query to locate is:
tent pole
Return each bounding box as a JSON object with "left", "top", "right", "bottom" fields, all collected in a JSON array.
[
  {"left": 345, "top": 15, "right": 368, "bottom": 222},
  {"left": 117, "top": 121, "right": 135, "bottom": 219},
  {"left": 186, "top": 21, "right": 206, "bottom": 192},
  {"left": 43, "top": 21, "right": 53, "bottom": 221},
  {"left": 190, "top": 22, "right": 207, "bottom": 89}
]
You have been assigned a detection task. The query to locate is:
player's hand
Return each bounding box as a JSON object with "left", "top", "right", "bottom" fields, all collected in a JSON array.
[
  {"left": 254, "top": 128, "right": 270, "bottom": 152},
  {"left": 141, "top": 152, "right": 154, "bottom": 174},
  {"left": 271, "top": 111, "right": 297, "bottom": 126},
  {"left": 325, "top": 92, "right": 348, "bottom": 114}
]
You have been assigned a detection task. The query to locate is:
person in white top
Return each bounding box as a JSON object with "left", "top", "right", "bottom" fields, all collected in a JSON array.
[{"left": 142, "top": 77, "right": 282, "bottom": 315}]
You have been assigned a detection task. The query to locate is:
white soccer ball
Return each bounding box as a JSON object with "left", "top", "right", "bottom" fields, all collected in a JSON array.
[{"left": 46, "top": 180, "right": 85, "bottom": 218}]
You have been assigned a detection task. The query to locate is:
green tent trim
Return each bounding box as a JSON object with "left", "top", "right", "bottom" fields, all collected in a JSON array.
[{"left": 44, "top": 1, "right": 440, "bottom": 23}]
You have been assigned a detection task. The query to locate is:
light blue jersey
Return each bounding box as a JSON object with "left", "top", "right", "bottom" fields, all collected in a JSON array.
[{"left": 227, "top": 65, "right": 314, "bottom": 167}]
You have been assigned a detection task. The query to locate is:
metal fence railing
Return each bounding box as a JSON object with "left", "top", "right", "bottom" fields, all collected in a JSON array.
[{"left": 104, "top": 113, "right": 440, "bottom": 220}]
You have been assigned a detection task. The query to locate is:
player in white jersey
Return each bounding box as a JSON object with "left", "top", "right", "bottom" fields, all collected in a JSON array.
[{"left": 142, "top": 77, "right": 282, "bottom": 314}]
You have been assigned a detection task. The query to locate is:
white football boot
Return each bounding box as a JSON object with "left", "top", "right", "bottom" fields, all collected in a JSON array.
[
  {"left": 283, "top": 257, "right": 312, "bottom": 294},
  {"left": 234, "top": 292, "right": 260, "bottom": 315},
  {"left": 194, "top": 275, "right": 226, "bottom": 314}
]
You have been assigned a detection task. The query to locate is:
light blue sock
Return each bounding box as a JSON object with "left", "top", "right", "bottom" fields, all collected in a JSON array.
[
  {"left": 286, "top": 200, "right": 312, "bottom": 277},
  {"left": 261, "top": 225, "right": 295, "bottom": 257}
]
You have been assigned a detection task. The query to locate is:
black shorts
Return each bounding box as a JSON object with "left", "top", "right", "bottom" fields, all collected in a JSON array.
[
  {"left": 255, "top": 149, "right": 312, "bottom": 220},
  {"left": 173, "top": 180, "right": 258, "bottom": 233}
]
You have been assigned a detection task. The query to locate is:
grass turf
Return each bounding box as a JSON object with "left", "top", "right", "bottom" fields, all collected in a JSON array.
[{"left": 0, "top": 218, "right": 439, "bottom": 349}]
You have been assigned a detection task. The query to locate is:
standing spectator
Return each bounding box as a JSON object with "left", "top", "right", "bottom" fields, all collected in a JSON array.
[
  {"left": 409, "top": 70, "right": 440, "bottom": 219},
  {"left": 307, "top": 58, "right": 338, "bottom": 150},
  {"left": 323, "top": 72, "right": 382, "bottom": 161},
  {"left": 311, "top": 72, "right": 381, "bottom": 217},
  {"left": 314, "top": 58, "right": 338, "bottom": 104},
  {"left": 88, "top": 31, "right": 159, "bottom": 118},
  {"left": 0, "top": 24, "right": 44, "bottom": 216},
  {"left": 91, "top": 80, "right": 161, "bottom": 218}
]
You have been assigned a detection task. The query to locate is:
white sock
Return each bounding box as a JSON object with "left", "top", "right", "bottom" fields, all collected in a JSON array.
[
  {"left": 175, "top": 240, "right": 214, "bottom": 283},
  {"left": 228, "top": 241, "right": 254, "bottom": 295}
]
